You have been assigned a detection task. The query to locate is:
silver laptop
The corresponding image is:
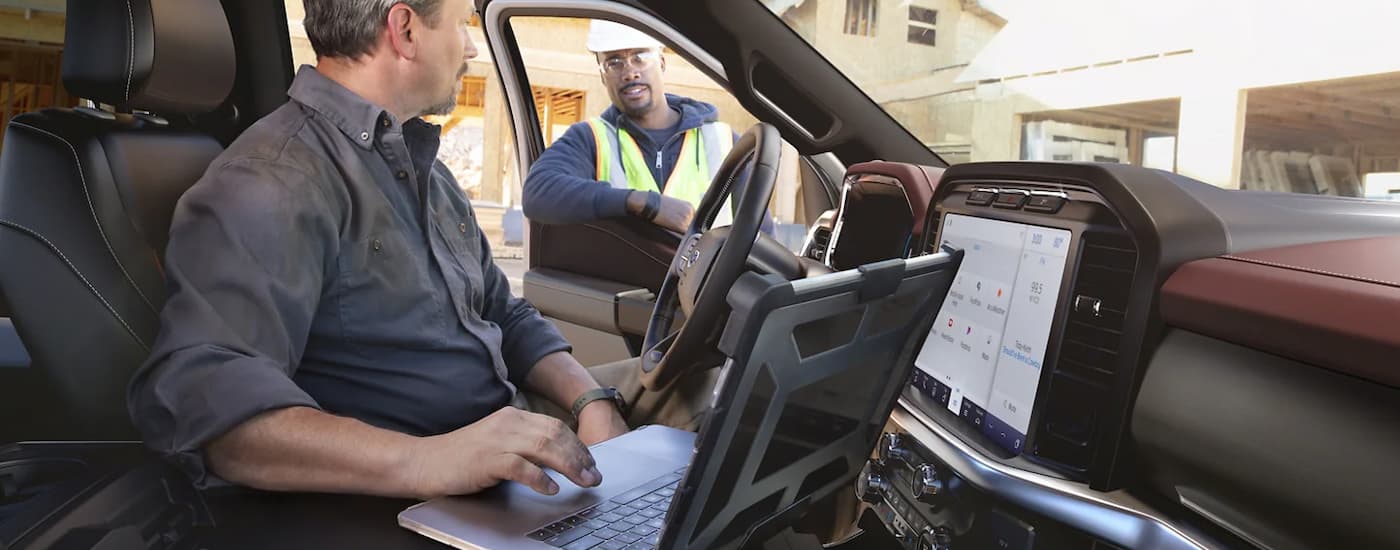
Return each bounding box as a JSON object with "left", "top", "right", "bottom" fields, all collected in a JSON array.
[
  {"left": 398, "top": 250, "right": 961, "bottom": 550},
  {"left": 399, "top": 424, "right": 696, "bottom": 550}
]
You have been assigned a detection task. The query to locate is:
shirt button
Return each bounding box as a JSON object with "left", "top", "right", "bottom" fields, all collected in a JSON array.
[
  {"left": 459, "top": 222, "right": 468, "bottom": 233},
  {"left": 396, "top": 170, "right": 408, "bottom": 180},
  {"left": 381, "top": 118, "right": 391, "bottom": 128},
  {"left": 359, "top": 131, "right": 370, "bottom": 141},
  {"left": 371, "top": 238, "right": 383, "bottom": 252}
]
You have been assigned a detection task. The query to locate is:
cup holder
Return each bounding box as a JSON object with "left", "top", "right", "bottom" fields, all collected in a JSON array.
[{"left": 0, "top": 457, "right": 91, "bottom": 509}]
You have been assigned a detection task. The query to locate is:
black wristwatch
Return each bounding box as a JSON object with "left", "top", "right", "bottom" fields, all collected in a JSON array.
[
  {"left": 636, "top": 190, "right": 661, "bottom": 221},
  {"left": 571, "top": 387, "right": 627, "bottom": 419}
]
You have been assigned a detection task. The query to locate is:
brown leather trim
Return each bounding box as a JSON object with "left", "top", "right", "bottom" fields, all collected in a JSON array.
[
  {"left": 846, "top": 161, "right": 945, "bottom": 240},
  {"left": 1161, "top": 236, "right": 1400, "bottom": 388}
]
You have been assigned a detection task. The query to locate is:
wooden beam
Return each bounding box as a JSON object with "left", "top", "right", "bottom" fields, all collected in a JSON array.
[
  {"left": 1031, "top": 108, "right": 1177, "bottom": 135},
  {"left": 0, "top": 11, "right": 63, "bottom": 44},
  {"left": 1250, "top": 89, "right": 1400, "bottom": 124}
]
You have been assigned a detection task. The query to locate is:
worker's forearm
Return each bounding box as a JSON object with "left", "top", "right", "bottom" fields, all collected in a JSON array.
[{"left": 205, "top": 406, "right": 424, "bottom": 498}]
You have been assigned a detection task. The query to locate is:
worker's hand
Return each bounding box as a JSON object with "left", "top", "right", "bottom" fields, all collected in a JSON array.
[
  {"left": 652, "top": 195, "right": 694, "bottom": 234},
  {"left": 576, "top": 401, "right": 629, "bottom": 446},
  {"left": 405, "top": 407, "right": 602, "bottom": 498}
]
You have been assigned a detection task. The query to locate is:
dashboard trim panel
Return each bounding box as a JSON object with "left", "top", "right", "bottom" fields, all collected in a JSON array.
[
  {"left": 1162, "top": 236, "right": 1400, "bottom": 389},
  {"left": 891, "top": 401, "right": 1223, "bottom": 550}
]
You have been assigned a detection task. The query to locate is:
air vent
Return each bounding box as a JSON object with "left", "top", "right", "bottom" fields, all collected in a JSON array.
[
  {"left": 923, "top": 212, "right": 941, "bottom": 255},
  {"left": 804, "top": 227, "right": 831, "bottom": 263},
  {"left": 1035, "top": 232, "right": 1137, "bottom": 473},
  {"left": 1058, "top": 233, "right": 1137, "bottom": 386}
]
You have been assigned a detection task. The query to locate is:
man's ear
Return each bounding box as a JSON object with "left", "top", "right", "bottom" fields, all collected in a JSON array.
[
  {"left": 658, "top": 50, "right": 667, "bottom": 73},
  {"left": 385, "top": 4, "right": 418, "bottom": 59}
]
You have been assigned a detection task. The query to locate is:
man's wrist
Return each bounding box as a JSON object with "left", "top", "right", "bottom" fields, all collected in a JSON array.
[
  {"left": 624, "top": 190, "right": 661, "bottom": 221},
  {"left": 578, "top": 400, "right": 622, "bottom": 423},
  {"left": 571, "top": 387, "right": 626, "bottom": 419},
  {"left": 624, "top": 190, "right": 647, "bottom": 216}
]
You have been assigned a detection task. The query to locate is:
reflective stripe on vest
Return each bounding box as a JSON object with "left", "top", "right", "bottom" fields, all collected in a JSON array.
[{"left": 587, "top": 118, "right": 735, "bottom": 226}]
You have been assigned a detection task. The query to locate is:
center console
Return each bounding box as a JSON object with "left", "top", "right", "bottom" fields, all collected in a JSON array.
[{"left": 847, "top": 162, "right": 1237, "bottom": 550}]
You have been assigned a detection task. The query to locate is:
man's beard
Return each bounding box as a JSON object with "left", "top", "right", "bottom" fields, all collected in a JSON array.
[
  {"left": 620, "top": 97, "right": 653, "bottom": 119},
  {"left": 422, "top": 65, "right": 470, "bottom": 117},
  {"left": 425, "top": 94, "right": 457, "bottom": 117}
]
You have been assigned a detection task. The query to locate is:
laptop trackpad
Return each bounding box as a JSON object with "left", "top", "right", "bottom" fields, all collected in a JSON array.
[{"left": 398, "top": 426, "right": 694, "bottom": 546}]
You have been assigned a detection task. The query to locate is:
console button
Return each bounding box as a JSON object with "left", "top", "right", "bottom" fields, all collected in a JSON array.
[
  {"left": 966, "top": 190, "right": 996, "bottom": 206},
  {"left": 921, "top": 526, "right": 954, "bottom": 550},
  {"left": 992, "top": 191, "right": 1029, "bottom": 209},
  {"left": 985, "top": 509, "right": 1035, "bottom": 550},
  {"left": 1025, "top": 195, "right": 1065, "bottom": 213}
]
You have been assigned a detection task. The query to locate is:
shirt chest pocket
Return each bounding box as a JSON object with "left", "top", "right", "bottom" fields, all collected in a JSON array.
[{"left": 333, "top": 232, "right": 447, "bottom": 344}]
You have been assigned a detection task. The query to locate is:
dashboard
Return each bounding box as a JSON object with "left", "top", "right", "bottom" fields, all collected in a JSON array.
[{"left": 826, "top": 161, "right": 1400, "bottom": 550}]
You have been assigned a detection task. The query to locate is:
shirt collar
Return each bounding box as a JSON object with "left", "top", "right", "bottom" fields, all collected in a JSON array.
[{"left": 287, "top": 65, "right": 399, "bottom": 149}]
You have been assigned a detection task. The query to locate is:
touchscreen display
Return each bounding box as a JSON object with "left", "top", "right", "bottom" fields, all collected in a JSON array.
[{"left": 912, "top": 214, "right": 1071, "bottom": 454}]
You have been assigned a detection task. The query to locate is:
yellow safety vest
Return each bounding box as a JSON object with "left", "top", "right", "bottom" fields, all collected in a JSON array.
[{"left": 587, "top": 117, "right": 735, "bottom": 227}]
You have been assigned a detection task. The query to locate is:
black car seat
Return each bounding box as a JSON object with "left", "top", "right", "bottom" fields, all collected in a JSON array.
[{"left": 0, "top": 0, "right": 236, "bottom": 441}]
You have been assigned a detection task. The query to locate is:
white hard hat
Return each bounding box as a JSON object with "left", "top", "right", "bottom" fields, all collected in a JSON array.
[{"left": 586, "top": 20, "right": 663, "bottom": 53}]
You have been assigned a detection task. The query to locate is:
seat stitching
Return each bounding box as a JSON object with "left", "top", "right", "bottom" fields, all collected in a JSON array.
[
  {"left": 0, "top": 218, "right": 151, "bottom": 352},
  {"left": 125, "top": 0, "right": 134, "bottom": 102},
  {"left": 1221, "top": 254, "right": 1400, "bottom": 288},
  {"left": 11, "top": 121, "right": 160, "bottom": 316}
]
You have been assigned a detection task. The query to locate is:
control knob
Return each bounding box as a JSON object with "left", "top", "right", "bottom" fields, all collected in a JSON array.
[
  {"left": 911, "top": 463, "right": 945, "bottom": 504},
  {"left": 855, "top": 463, "right": 889, "bottom": 504},
  {"left": 920, "top": 526, "right": 953, "bottom": 550},
  {"left": 879, "top": 432, "right": 913, "bottom": 465}
]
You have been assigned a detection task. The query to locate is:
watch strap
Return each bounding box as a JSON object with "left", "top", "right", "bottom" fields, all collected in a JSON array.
[
  {"left": 639, "top": 191, "right": 661, "bottom": 221},
  {"left": 571, "top": 387, "right": 626, "bottom": 419}
]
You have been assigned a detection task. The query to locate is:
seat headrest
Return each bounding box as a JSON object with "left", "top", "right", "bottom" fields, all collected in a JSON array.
[{"left": 62, "top": 0, "right": 236, "bottom": 115}]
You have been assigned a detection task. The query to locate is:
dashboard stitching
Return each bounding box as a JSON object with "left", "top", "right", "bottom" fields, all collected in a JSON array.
[{"left": 1220, "top": 254, "right": 1400, "bottom": 289}]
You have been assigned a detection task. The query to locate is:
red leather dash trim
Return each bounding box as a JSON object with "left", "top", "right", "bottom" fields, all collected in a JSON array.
[{"left": 1162, "top": 239, "right": 1400, "bottom": 389}]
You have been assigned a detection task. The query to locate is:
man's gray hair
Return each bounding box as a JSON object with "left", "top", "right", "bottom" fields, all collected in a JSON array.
[{"left": 302, "top": 0, "right": 446, "bottom": 60}]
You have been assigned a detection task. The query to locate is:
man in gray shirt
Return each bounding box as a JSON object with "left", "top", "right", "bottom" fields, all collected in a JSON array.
[{"left": 128, "top": 0, "right": 627, "bottom": 499}]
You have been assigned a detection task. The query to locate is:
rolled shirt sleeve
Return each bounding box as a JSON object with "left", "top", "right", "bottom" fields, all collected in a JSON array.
[{"left": 127, "top": 159, "right": 336, "bottom": 487}]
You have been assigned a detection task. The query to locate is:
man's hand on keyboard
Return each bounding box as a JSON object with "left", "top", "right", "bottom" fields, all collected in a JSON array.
[{"left": 406, "top": 407, "right": 603, "bottom": 498}]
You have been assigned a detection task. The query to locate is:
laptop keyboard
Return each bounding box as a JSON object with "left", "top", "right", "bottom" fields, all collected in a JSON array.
[{"left": 526, "top": 468, "right": 686, "bottom": 550}]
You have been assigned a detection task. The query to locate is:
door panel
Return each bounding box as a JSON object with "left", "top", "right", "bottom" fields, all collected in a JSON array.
[
  {"left": 483, "top": 5, "right": 839, "bottom": 362},
  {"left": 546, "top": 317, "right": 632, "bottom": 367}
]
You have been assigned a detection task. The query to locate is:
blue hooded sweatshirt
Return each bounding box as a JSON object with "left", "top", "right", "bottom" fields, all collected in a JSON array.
[{"left": 523, "top": 94, "right": 725, "bottom": 224}]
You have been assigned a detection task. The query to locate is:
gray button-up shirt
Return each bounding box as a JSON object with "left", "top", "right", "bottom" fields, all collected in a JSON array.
[{"left": 128, "top": 67, "right": 569, "bottom": 485}]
